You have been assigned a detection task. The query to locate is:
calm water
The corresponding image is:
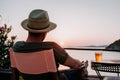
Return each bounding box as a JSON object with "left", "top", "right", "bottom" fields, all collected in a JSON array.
[{"left": 59, "top": 48, "right": 120, "bottom": 76}]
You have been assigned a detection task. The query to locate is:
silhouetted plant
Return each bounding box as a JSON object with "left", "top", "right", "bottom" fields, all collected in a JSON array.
[{"left": 0, "top": 24, "right": 16, "bottom": 69}]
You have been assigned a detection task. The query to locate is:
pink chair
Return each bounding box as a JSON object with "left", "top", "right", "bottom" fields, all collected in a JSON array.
[{"left": 9, "top": 48, "right": 59, "bottom": 80}]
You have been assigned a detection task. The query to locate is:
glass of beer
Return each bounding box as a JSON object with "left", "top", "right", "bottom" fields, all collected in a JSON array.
[{"left": 95, "top": 52, "right": 102, "bottom": 62}]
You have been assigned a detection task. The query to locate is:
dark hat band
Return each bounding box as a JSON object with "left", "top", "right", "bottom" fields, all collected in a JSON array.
[{"left": 27, "top": 24, "right": 50, "bottom": 30}]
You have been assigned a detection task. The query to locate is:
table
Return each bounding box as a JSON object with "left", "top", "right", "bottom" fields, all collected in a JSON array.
[{"left": 91, "top": 60, "right": 120, "bottom": 80}]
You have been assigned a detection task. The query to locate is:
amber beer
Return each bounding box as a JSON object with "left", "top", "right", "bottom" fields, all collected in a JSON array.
[{"left": 95, "top": 53, "right": 102, "bottom": 62}]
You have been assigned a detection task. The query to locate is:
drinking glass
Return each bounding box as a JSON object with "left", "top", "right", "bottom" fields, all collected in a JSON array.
[{"left": 95, "top": 52, "right": 102, "bottom": 62}]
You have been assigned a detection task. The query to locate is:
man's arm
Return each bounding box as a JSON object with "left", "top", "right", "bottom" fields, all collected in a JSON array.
[{"left": 63, "top": 55, "right": 84, "bottom": 68}]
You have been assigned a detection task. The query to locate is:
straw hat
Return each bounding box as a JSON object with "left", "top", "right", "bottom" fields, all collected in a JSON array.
[{"left": 21, "top": 9, "right": 56, "bottom": 33}]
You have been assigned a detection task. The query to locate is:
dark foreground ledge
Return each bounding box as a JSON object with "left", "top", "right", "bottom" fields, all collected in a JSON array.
[{"left": 0, "top": 69, "right": 12, "bottom": 80}]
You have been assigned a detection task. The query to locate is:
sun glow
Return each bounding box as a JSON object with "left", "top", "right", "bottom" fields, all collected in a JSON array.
[{"left": 60, "top": 41, "right": 64, "bottom": 47}]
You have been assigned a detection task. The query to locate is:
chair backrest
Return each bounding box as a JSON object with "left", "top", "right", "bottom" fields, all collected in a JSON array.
[{"left": 9, "top": 48, "right": 59, "bottom": 80}]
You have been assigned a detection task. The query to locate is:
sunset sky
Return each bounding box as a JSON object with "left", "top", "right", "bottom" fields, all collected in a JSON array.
[{"left": 0, "top": 0, "right": 120, "bottom": 47}]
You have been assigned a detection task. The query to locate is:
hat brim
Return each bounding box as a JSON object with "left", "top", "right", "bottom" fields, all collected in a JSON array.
[{"left": 21, "top": 19, "right": 57, "bottom": 33}]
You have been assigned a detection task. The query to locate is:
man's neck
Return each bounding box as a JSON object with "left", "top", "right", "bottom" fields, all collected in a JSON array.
[{"left": 26, "top": 37, "right": 43, "bottom": 42}]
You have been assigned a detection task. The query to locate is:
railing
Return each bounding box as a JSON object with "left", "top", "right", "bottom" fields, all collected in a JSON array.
[{"left": 64, "top": 48, "right": 120, "bottom": 52}]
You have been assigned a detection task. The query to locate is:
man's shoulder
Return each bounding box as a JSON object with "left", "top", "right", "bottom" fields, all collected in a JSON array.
[
  {"left": 13, "top": 41, "right": 59, "bottom": 52},
  {"left": 44, "top": 41, "right": 58, "bottom": 45}
]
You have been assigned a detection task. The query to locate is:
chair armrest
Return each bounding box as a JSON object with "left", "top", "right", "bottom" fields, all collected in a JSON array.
[{"left": 59, "top": 64, "right": 88, "bottom": 80}]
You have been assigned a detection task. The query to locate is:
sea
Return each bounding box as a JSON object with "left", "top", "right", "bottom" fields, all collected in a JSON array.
[{"left": 58, "top": 46, "right": 120, "bottom": 76}]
